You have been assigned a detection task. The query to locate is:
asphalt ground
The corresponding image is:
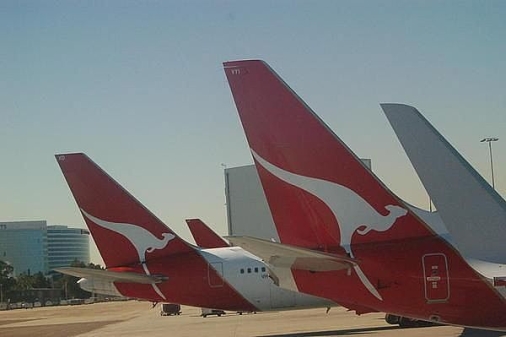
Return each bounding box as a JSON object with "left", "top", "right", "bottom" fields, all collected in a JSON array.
[{"left": 1, "top": 300, "right": 504, "bottom": 337}]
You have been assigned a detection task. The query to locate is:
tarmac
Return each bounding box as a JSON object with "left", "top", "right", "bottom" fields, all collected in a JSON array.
[{"left": 1, "top": 300, "right": 505, "bottom": 337}]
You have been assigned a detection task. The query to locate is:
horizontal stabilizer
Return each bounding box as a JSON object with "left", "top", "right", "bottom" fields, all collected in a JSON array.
[
  {"left": 226, "top": 236, "right": 357, "bottom": 272},
  {"left": 54, "top": 267, "right": 166, "bottom": 284}
]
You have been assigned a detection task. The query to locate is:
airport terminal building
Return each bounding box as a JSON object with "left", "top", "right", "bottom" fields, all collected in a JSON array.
[{"left": 0, "top": 221, "right": 90, "bottom": 276}]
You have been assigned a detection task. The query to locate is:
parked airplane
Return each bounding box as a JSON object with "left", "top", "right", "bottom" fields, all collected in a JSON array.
[
  {"left": 223, "top": 59, "right": 506, "bottom": 330},
  {"left": 382, "top": 103, "right": 506, "bottom": 263},
  {"left": 69, "top": 218, "right": 229, "bottom": 296},
  {"left": 54, "top": 153, "right": 335, "bottom": 311},
  {"left": 186, "top": 219, "right": 229, "bottom": 248},
  {"left": 381, "top": 103, "right": 506, "bottom": 284}
]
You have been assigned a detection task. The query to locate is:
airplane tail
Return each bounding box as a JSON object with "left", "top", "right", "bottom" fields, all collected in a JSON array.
[
  {"left": 186, "top": 219, "right": 229, "bottom": 248},
  {"left": 381, "top": 103, "right": 506, "bottom": 262},
  {"left": 56, "top": 153, "right": 194, "bottom": 269},
  {"left": 223, "top": 60, "right": 432, "bottom": 253}
]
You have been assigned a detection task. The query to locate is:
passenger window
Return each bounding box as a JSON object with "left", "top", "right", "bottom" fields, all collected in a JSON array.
[{"left": 247, "top": 268, "right": 251, "bottom": 273}]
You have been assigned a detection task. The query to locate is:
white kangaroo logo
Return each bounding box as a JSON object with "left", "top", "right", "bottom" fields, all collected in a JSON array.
[
  {"left": 251, "top": 150, "right": 407, "bottom": 300},
  {"left": 81, "top": 209, "right": 175, "bottom": 300}
]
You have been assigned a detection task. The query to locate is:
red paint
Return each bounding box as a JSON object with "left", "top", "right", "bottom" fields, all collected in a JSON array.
[
  {"left": 114, "top": 252, "right": 257, "bottom": 312},
  {"left": 186, "top": 219, "right": 229, "bottom": 248},
  {"left": 56, "top": 153, "right": 257, "bottom": 312},
  {"left": 57, "top": 153, "right": 193, "bottom": 268},
  {"left": 224, "top": 60, "right": 506, "bottom": 329}
]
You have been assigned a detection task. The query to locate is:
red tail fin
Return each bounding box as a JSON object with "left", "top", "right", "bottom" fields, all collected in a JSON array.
[
  {"left": 224, "top": 60, "right": 431, "bottom": 252},
  {"left": 186, "top": 219, "right": 229, "bottom": 248},
  {"left": 56, "top": 153, "right": 193, "bottom": 268}
]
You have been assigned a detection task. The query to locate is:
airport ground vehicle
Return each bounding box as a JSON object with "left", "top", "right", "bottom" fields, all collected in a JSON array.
[
  {"left": 201, "top": 308, "right": 226, "bottom": 317},
  {"left": 160, "top": 303, "right": 181, "bottom": 316}
]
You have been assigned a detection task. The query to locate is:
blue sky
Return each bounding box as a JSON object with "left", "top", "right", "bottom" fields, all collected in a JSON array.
[{"left": 1, "top": 1, "right": 505, "bottom": 264}]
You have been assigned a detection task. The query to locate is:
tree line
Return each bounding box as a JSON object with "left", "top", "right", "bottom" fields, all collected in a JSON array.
[{"left": 0, "top": 259, "right": 103, "bottom": 303}]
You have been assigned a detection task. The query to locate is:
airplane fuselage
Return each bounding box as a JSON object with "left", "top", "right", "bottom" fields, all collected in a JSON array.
[
  {"left": 288, "top": 234, "right": 506, "bottom": 330},
  {"left": 80, "top": 246, "right": 334, "bottom": 312}
]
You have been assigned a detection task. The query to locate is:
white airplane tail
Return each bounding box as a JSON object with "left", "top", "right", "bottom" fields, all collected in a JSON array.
[{"left": 381, "top": 103, "right": 506, "bottom": 263}]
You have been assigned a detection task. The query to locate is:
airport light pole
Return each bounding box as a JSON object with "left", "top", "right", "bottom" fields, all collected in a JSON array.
[{"left": 480, "top": 137, "right": 499, "bottom": 189}]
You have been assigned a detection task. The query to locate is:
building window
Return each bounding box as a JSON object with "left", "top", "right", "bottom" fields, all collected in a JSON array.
[
  {"left": 254, "top": 267, "right": 258, "bottom": 273},
  {"left": 240, "top": 268, "right": 244, "bottom": 274},
  {"left": 247, "top": 268, "right": 251, "bottom": 273}
]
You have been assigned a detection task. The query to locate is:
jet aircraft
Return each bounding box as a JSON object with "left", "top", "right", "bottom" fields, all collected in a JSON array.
[
  {"left": 382, "top": 103, "right": 506, "bottom": 265},
  {"left": 55, "top": 153, "right": 335, "bottom": 311},
  {"left": 223, "top": 59, "right": 506, "bottom": 330}
]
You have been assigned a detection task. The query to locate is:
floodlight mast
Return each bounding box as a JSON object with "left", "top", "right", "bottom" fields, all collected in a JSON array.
[{"left": 480, "top": 137, "right": 499, "bottom": 189}]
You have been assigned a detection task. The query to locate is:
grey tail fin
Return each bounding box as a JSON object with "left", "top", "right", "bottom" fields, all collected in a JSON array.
[{"left": 381, "top": 103, "right": 506, "bottom": 262}]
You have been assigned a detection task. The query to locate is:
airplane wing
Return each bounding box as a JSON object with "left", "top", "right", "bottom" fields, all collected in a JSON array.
[
  {"left": 54, "top": 267, "right": 166, "bottom": 284},
  {"left": 382, "top": 103, "right": 506, "bottom": 263},
  {"left": 225, "top": 236, "right": 357, "bottom": 272}
]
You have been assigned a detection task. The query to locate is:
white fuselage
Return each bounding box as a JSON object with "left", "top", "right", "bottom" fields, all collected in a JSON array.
[
  {"left": 79, "top": 245, "right": 335, "bottom": 311},
  {"left": 198, "top": 246, "right": 334, "bottom": 310}
]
